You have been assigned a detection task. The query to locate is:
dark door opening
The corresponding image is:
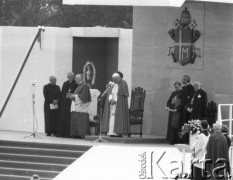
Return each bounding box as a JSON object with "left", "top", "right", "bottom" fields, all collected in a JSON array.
[{"left": 72, "top": 37, "right": 119, "bottom": 93}]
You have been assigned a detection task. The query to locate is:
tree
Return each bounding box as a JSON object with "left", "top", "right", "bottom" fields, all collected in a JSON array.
[{"left": 0, "top": 0, "right": 132, "bottom": 28}]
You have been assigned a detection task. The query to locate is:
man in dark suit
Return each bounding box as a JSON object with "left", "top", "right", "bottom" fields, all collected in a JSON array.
[
  {"left": 182, "top": 75, "right": 194, "bottom": 104},
  {"left": 43, "top": 76, "right": 61, "bottom": 136},
  {"left": 187, "top": 82, "right": 207, "bottom": 120},
  {"left": 180, "top": 75, "right": 194, "bottom": 144}
]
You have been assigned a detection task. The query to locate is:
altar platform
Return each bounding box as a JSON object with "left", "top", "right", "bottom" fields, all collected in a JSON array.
[
  {"left": 85, "top": 134, "right": 167, "bottom": 144},
  {"left": 0, "top": 130, "right": 168, "bottom": 147}
]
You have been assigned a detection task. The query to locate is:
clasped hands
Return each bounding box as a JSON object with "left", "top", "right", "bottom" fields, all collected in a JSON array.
[
  {"left": 53, "top": 100, "right": 58, "bottom": 105},
  {"left": 187, "top": 107, "right": 193, "bottom": 113},
  {"left": 70, "top": 94, "right": 75, "bottom": 101},
  {"left": 165, "top": 107, "right": 177, "bottom": 112},
  {"left": 109, "top": 99, "right": 116, "bottom": 105}
]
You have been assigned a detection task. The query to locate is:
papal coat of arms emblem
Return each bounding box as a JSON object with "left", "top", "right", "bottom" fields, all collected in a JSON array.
[{"left": 168, "top": 7, "right": 201, "bottom": 66}]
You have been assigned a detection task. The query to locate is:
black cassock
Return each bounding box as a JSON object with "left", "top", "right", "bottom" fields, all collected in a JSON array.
[
  {"left": 180, "top": 84, "right": 194, "bottom": 144},
  {"left": 43, "top": 83, "right": 61, "bottom": 135},
  {"left": 182, "top": 83, "right": 194, "bottom": 122},
  {"left": 206, "top": 131, "right": 230, "bottom": 180},
  {"left": 58, "top": 80, "right": 77, "bottom": 137},
  {"left": 166, "top": 89, "right": 187, "bottom": 144}
]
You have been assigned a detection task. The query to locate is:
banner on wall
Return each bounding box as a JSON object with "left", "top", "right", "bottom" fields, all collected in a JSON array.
[{"left": 83, "top": 61, "right": 96, "bottom": 88}]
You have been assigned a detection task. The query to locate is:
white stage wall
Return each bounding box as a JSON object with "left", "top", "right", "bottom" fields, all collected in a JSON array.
[
  {"left": 118, "top": 29, "right": 132, "bottom": 102},
  {"left": 0, "top": 26, "right": 132, "bottom": 133},
  {"left": 0, "top": 27, "right": 73, "bottom": 133}
]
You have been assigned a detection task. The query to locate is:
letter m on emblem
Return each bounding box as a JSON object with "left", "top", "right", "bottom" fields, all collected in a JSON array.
[
  {"left": 180, "top": 46, "right": 192, "bottom": 65},
  {"left": 182, "top": 48, "right": 189, "bottom": 61}
]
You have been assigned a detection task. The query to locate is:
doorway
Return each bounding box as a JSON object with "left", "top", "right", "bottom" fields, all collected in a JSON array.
[{"left": 72, "top": 37, "right": 119, "bottom": 93}]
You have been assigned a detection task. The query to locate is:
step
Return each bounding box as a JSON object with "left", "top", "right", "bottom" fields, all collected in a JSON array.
[
  {"left": 85, "top": 135, "right": 167, "bottom": 144},
  {"left": 0, "top": 140, "right": 92, "bottom": 151},
  {"left": 0, "top": 167, "right": 59, "bottom": 179},
  {"left": 0, "top": 160, "right": 68, "bottom": 172},
  {"left": 0, "top": 139, "right": 91, "bottom": 179},
  {"left": 0, "top": 174, "right": 52, "bottom": 180},
  {"left": 0, "top": 146, "right": 85, "bottom": 158},
  {"left": 0, "top": 153, "right": 77, "bottom": 165}
]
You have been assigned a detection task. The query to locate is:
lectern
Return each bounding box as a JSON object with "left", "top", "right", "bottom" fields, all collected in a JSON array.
[{"left": 175, "top": 144, "right": 192, "bottom": 178}]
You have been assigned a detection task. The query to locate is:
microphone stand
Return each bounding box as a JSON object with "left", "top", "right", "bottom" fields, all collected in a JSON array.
[
  {"left": 93, "top": 86, "right": 110, "bottom": 143},
  {"left": 24, "top": 83, "right": 41, "bottom": 138}
]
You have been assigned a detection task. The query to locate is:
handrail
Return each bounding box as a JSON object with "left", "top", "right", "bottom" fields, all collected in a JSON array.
[{"left": 217, "top": 104, "right": 233, "bottom": 139}]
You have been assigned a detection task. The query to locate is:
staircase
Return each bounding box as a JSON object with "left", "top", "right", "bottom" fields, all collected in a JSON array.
[{"left": 0, "top": 140, "right": 92, "bottom": 180}]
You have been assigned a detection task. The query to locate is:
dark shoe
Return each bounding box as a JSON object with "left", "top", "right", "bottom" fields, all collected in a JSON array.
[
  {"left": 46, "top": 133, "right": 51, "bottom": 136},
  {"left": 115, "top": 134, "right": 123, "bottom": 137},
  {"left": 73, "top": 135, "right": 84, "bottom": 139}
]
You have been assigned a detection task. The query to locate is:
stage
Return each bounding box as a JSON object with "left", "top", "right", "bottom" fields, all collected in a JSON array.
[
  {"left": 0, "top": 130, "right": 193, "bottom": 180},
  {"left": 0, "top": 130, "right": 168, "bottom": 147}
]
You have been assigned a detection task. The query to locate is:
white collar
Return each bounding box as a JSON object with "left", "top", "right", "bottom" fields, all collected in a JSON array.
[{"left": 184, "top": 83, "right": 190, "bottom": 86}]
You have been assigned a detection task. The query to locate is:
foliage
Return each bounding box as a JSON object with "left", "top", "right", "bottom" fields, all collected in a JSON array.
[{"left": 0, "top": 0, "right": 132, "bottom": 28}]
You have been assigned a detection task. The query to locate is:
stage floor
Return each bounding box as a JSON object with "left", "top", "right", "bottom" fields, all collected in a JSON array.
[
  {"left": 0, "top": 130, "right": 192, "bottom": 179},
  {"left": 0, "top": 130, "right": 170, "bottom": 147}
]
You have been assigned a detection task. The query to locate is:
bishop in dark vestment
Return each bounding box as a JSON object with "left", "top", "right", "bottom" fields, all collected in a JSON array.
[
  {"left": 101, "top": 72, "right": 130, "bottom": 136},
  {"left": 70, "top": 74, "right": 91, "bottom": 138},
  {"left": 58, "top": 72, "right": 78, "bottom": 137},
  {"left": 206, "top": 123, "right": 230, "bottom": 180},
  {"left": 166, "top": 81, "right": 186, "bottom": 144},
  {"left": 43, "top": 76, "right": 61, "bottom": 136}
]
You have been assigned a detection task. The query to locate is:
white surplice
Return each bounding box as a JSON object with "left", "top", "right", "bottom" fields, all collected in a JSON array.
[
  {"left": 107, "top": 83, "right": 118, "bottom": 136},
  {"left": 70, "top": 95, "right": 90, "bottom": 113}
]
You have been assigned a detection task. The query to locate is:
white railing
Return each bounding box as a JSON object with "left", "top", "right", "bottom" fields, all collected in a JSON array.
[
  {"left": 230, "top": 146, "right": 233, "bottom": 173},
  {"left": 218, "top": 104, "right": 233, "bottom": 171},
  {"left": 217, "top": 104, "right": 233, "bottom": 140}
]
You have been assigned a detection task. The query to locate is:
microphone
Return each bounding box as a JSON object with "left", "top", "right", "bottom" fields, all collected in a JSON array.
[
  {"left": 31, "top": 81, "right": 37, "bottom": 86},
  {"left": 106, "top": 81, "right": 114, "bottom": 88}
]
